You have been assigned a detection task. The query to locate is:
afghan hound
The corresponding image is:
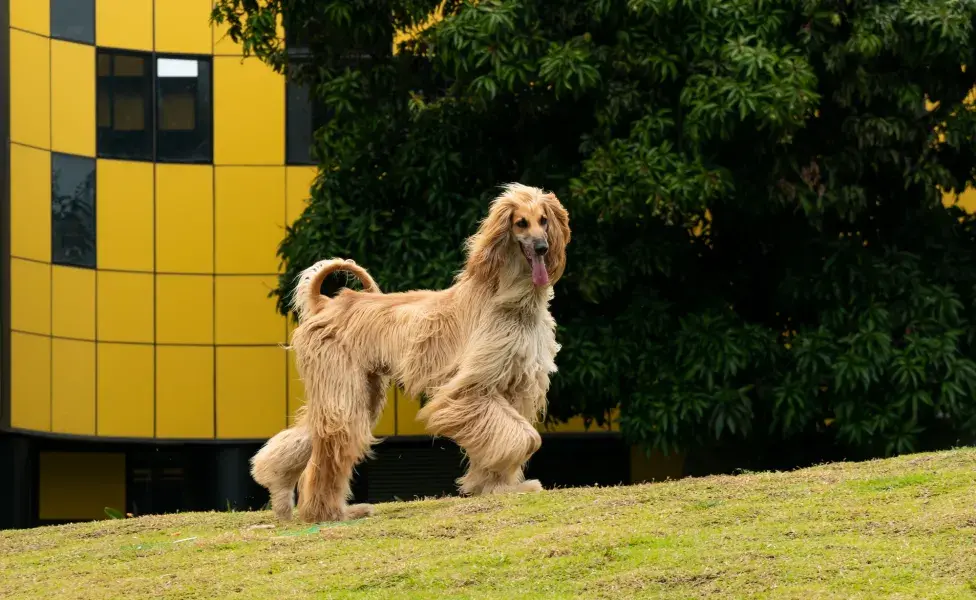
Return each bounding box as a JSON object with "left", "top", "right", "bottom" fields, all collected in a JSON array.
[{"left": 250, "top": 183, "right": 571, "bottom": 523}]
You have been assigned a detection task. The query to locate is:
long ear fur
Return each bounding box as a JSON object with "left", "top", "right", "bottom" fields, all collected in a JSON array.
[
  {"left": 543, "top": 193, "right": 571, "bottom": 283},
  {"left": 464, "top": 195, "right": 517, "bottom": 282}
]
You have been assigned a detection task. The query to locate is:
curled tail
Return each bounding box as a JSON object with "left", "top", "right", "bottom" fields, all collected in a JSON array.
[{"left": 292, "top": 258, "right": 380, "bottom": 322}]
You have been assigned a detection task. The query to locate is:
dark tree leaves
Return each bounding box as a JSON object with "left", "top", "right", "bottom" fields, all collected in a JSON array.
[{"left": 213, "top": 0, "right": 976, "bottom": 458}]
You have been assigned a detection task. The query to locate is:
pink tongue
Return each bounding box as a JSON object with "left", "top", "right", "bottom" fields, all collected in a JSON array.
[{"left": 531, "top": 256, "right": 549, "bottom": 286}]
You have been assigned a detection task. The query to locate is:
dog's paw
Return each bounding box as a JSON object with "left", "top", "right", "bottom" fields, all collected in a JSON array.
[
  {"left": 344, "top": 503, "right": 376, "bottom": 520},
  {"left": 273, "top": 508, "right": 294, "bottom": 522},
  {"left": 516, "top": 479, "right": 543, "bottom": 493}
]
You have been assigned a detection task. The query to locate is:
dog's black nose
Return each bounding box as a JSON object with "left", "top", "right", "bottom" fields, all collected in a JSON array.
[{"left": 533, "top": 240, "right": 549, "bottom": 256}]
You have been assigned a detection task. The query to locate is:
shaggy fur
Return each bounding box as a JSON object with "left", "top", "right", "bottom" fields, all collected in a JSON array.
[{"left": 250, "top": 183, "right": 571, "bottom": 523}]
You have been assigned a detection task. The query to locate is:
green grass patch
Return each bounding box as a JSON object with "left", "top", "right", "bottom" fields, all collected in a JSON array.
[
  {"left": 2, "top": 449, "right": 976, "bottom": 599},
  {"left": 851, "top": 472, "right": 936, "bottom": 493}
]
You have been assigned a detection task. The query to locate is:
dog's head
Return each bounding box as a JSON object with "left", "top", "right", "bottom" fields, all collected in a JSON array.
[{"left": 465, "top": 183, "right": 571, "bottom": 287}]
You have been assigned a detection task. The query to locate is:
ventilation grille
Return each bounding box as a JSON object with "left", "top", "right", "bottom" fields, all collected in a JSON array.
[{"left": 363, "top": 440, "right": 465, "bottom": 503}]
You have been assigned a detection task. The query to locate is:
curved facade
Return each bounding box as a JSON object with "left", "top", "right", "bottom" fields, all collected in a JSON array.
[
  {"left": 5, "top": 0, "right": 321, "bottom": 442},
  {"left": 1, "top": 0, "right": 654, "bottom": 528}
]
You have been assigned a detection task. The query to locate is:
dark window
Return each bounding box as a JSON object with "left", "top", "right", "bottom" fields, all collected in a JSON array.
[
  {"left": 286, "top": 81, "right": 314, "bottom": 165},
  {"left": 156, "top": 56, "right": 213, "bottom": 163},
  {"left": 286, "top": 75, "right": 332, "bottom": 165},
  {"left": 283, "top": 35, "right": 392, "bottom": 165},
  {"left": 97, "top": 50, "right": 154, "bottom": 161},
  {"left": 97, "top": 51, "right": 213, "bottom": 163},
  {"left": 51, "top": 0, "right": 95, "bottom": 45},
  {"left": 52, "top": 153, "right": 96, "bottom": 269},
  {"left": 284, "top": 25, "right": 327, "bottom": 165}
]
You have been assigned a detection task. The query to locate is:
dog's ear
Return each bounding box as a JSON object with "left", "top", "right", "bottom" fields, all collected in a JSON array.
[
  {"left": 465, "top": 196, "right": 516, "bottom": 282},
  {"left": 543, "top": 193, "right": 570, "bottom": 283}
]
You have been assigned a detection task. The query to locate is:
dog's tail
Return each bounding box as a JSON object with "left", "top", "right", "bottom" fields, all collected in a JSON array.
[{"left": 292, "top": 258, "right": 381, "bottom": 322}]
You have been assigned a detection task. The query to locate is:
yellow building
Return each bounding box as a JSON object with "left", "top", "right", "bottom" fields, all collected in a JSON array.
[{"left": 0, "top": 0, "right": 675, "bottom": 528}]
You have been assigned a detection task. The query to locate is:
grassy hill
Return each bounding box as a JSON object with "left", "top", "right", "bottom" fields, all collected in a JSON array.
[{"left": 2, "top": 448, "right": 976, "bottom": 599}]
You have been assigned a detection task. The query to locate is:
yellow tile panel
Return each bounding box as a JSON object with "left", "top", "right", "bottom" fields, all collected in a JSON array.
[
  {"left": 155, "top": 274, "right": 214, "bottom": 345},
  {"left": 213, "top": 58, "right": 285, "bottom": 165},
  {"left": 374, "top": 387, "right": 396, "bottom": 437},
  {"left": 156, "top": 346, "right": 215, "bottom": 439},
  {"left": 216, "top": 347, "right": 286, "bottom": 439},
  {"left": 286, "top": 351, "right": 304, "bottom": 425},
  {"left": 396, "top": 389, "right": 427, "bottom": 436},
  {"left": 156, "top": 164, "right": 214, "bottom": 274},
  {"left": 52, "top": 338, "right": 96, "bottom": 435},
  {"left": 215, "top": 167, "right": 285, "bottom": 273},
  {"left": 97, "top": 343, "right": 154, "bottom": 437},
  {"left": 286, "top": 166, "right": 317, "bottom": 225},
  {"left": 97, "top": 271, "right": 154, "bottom": 343},
  {"left": 10, "top": 258, "right": 51, "bottom": 335},
  {"left": 215, "top": 275, "right": 285, "bottom": 344},
  {"left": 51, "top": 40, "right": 96, "bottom": 157},
  {"left": 10, "top": 144, "right": 52, "bottom": 262},
  {"left": 52, "top": 265, "right": 96, "bottom": 340},
  {"left": 10, "top": 332, "right": 52, "bottom": 432},
  {"left": 10, "top": 29, "right": 51, "bottom": 149},
  {"left": 38, "top": 452, "right": 126, "bottom": 521},
  {"left": 155, "top": 0, "right": 212, "bottom": 54},
  {"left": 97, "top": 159, "right": 154, "bottom": 271},
  {"left": 11, "top": 0, "right": 51, "bottom": 35},
  {"left": 97, "top": 0, "right": 153, "bottom": 51}
]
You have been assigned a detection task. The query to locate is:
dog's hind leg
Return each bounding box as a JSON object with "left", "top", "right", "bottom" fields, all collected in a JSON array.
[
  {"left": 251, "top": 425, "right": 312, "bottom": 521},
  {"left": 253, "top": 372, "right": 386, "bottom": 522},
  {"left": 420, "top": 393, "right": 543, "bottom": 496},
  {"left": 296, "top": 367, "right": 377, "bottom": 523},
  {"left": 297, "top": 418, "right": 375, "bottom": 522}
]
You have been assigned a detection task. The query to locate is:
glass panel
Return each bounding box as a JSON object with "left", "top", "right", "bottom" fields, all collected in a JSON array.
[
  {"left": 96, "top": 50, "right": 153, "bottom": 161},
  {"left": 286, "top": 81, "right": 313, "bottom": 165},
  {"left": 51, "top": 153, "right": 97, "bottom": 268},
  {"left": 51, "top": 0, "right": 95, "bottom": 45},
  {"left": 156, "top": 57, "right": 212, "bottom": 163},
  {"left": 286, "top": 78, "right": 332, "bottom": 165}
]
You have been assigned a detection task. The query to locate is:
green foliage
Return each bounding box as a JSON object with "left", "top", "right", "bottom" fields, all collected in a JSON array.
[{"left": 212, "top": 0, "right": 976, "bottom": 458}]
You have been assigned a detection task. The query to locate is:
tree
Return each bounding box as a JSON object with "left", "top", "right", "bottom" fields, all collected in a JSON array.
[{"left": 212, "top": 0, "right": 976, "bottom": 462}]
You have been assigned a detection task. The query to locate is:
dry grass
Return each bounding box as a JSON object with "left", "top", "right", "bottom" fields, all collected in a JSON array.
[{"left": 2, "top": 448, "right": 976, "bottom": 599}]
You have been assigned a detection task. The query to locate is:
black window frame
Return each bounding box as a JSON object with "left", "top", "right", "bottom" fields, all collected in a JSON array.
[
  {"left": 282, "top": 26, "right": 395, "bottom": 165},
  {"left": 96, "top": 49, "right": 214, "bottom": 164},
  {"left": 51, "top": 152, "right": 97, "bottom": 270},
  {"left": 51, "top": 0, "right": 95, "bottom": 45},
  {"left": 285, "top": 74, "right": 332, "bottom": 166},
  {"left": 283, "top": 24, "right": 336, "bottom": 166},
  {"left": 155, "top": 54, "right": 214, "bottom": 164},
  {"left": 97, "top": 48, "right": 154, "bottom": 162}
]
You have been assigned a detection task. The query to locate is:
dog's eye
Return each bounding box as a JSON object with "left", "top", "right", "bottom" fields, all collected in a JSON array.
[
  {"left": 515, "top": 218, "right": 528, "bottom": 228},
  {"left": 540, "top": 216, "right": 548, "bottom": 227}
]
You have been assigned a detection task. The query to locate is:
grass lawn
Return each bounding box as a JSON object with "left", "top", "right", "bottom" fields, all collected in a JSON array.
[{"left": 2, "top": 448, "right": 975, "bottom": 599}]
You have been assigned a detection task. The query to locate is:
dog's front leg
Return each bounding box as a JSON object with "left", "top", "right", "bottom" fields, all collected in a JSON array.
[{"left": 419, "top": 391, "right": 543, "bottom": 496}]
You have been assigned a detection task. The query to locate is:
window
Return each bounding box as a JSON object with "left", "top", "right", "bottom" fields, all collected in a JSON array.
[
  {"left": 51, "top": 0, "right": 95, "bottom": 45},
  {"left": 284, "top": 25, "right": 326, "bottom": 165},
  {"left": 52, "top": 153, "right": 97, "bottom": 268},
  {"left": 96, "top": 50, "right": 213, "bottom": 163},
  {"left": 283, "top": 25, "right": 391, "bottom": 164},
  {"left": 286, "top": 80, "right": 331, "bottom": 165},
  {"left": 97, "top": 51, "right": 153, "bottom": 161},
  {"left": 156, "top": 57, "right": 213, "bottom": 163}
]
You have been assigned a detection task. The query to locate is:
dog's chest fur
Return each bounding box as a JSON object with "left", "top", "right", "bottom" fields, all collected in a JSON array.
[{"left": 489, "top": 299, "right": 560, "bottom": 420}]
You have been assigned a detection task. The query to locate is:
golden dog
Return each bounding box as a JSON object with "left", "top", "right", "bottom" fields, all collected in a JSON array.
[{"left": 251, "top": 183, "right": 570, "bottom": 522}]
